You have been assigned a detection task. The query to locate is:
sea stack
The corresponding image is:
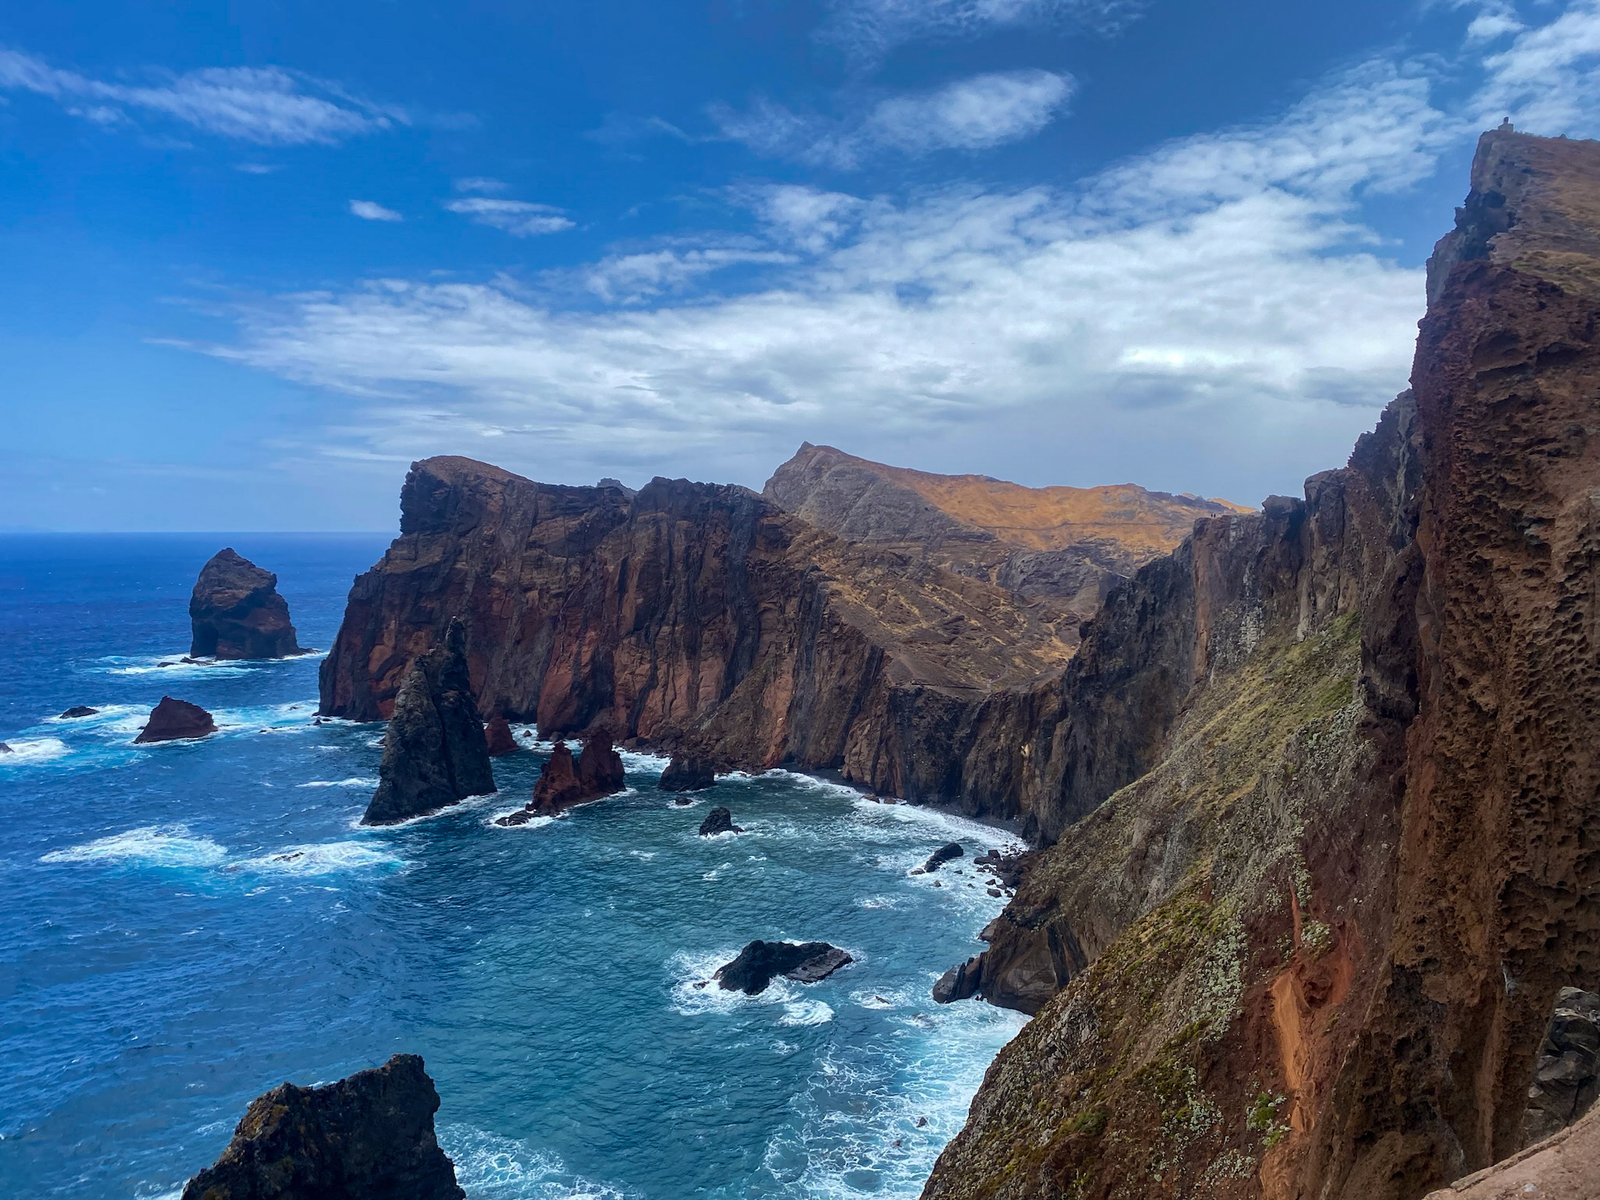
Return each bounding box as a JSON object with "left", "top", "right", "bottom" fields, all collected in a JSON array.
[
  {"left": 134, "top": 696, "right": 217, "bottom": 744},
  {"left": 189, "top": 548, "right": 305, "bottom": 660},
  {"left": 179, "top": 1053, "right": 464, "bottom": 1200},
  {"left": 495, "top": 731, "right": 625, "bottom": 824},
  {"left": 362, "top": 619, "right": 495, "bottom": 826},
  {"left": 714, "top": 940, "right": 854, "bottom": 995},
  {"left": 483, "top": 714, "right": 519, "bottom": 757}
]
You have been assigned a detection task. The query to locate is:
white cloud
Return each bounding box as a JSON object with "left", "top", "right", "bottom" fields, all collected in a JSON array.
[
  {"left": 349, "top": 199, "right": 403, "bottom": 222},
  {"left": 444, "top": 197, "right": 575, "bottom": 237},
  {"left": 0, "top": 48, "right": 401, "bottom": 144},
  {"left": 1474, "top": 0, "right": 1600, "bottom": 135},
  {"left": 584, "top": 247, "right": 799, "bottom": 303},
  {"left": 713, "top": 69, "right": 1074, "bottom": 167},
  {"left": 454, "top": 176, "right": 509, "bottom": 194},
  {"left": 820, "top": 0, "right": 1140, "bottom": 62}
]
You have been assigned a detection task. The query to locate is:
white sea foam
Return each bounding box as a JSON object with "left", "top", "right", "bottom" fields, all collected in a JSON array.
[
  {"left": 439, "top": 1126, "right": 633, "bottom": 1200},
  {"left": 0, "top": 736, "right": 70, "bottom": 764},
  {"left": 618, "top": 747, "right": 670, "bottom": 773},
  {"left": 667, "top": 946, "right": 851, "bottom": 1024},
  {"left": 296, "top": 778, "right": 379, "bottom": 789},
  {"left": 779, "top": 999, "right": 835, "bottom": 1027},
  {"left": 848, "top": 794, "right": 1026, "bottom": 854},
  {"left": 856, "top": 894, "right": 906, "bottom": 911},
  {"left": 487, "top": 810, "right": 557, "bottom": 832},
  {"left": 236, "top": 842, "right": 403, "bottom": 876},
  {"left": 41, "top": 825, "right": 228, "bottom": 869}
]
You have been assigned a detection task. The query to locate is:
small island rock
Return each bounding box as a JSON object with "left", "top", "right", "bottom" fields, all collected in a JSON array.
[
  {"left": 660, "top": 755, "right": 718, "bottom": 792},
  {"left": 698, "top": 806, "right": 743, "bottom": 836},
  {"left": 362, "top": 619, "right": 495, "bottom": 826},
  {"left": 911, "top": 841, "right": 964, "bottom": 875},
  {"left": 189, "top": 548, "right": 306, "bottom": 660},
  {"left": 179, "top": 1053, "right": 464, "bottom": 1200},
  {"left": 134, "top": 696, "right": 217, "bottom": 744},
  {"left": 714, "top": 940, "right": 854, "bottom": 995},
  {"left": 496, "top": 731, "right": 626, "bottom": 825},
  {"left": 483, "top": 714, "right": 519, "bottom": 757},
  {"left": 58, "top": 705, "right": 99, "bottom": 719}
]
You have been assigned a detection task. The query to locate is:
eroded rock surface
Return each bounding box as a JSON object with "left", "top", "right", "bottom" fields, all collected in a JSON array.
[
  {"left": 179, "top": 1053, "right": 463, "bottom": 1200},
  {"left": 189, "top": 548, "right": 304, "bottom": 660},
  {"left": 362, "top": 619, "right": 495, "bottom": 826},
  {"left": 134, "top": 696, "right": 217, "bottom": 744}
]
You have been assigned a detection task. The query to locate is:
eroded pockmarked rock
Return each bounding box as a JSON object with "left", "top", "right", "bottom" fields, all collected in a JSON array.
[{"left": 189, "top": 548, "right": 305, "bottom": 660}]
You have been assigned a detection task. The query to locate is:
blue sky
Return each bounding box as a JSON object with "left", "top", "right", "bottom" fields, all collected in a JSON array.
[{"left": 3, "top": 0, "right": 1598, "bottom": 531}]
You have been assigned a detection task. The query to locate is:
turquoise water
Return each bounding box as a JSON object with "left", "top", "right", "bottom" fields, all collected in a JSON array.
[{"left": 0, "top": 535, "right": 1025, "bottom": 1199}]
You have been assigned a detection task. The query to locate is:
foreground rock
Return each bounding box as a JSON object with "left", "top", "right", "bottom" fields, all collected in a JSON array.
[
  {"left": 189, "top": 548, "right": 305, "bottom": 660},
  {"left": 1525, "top": 988, "right": 1600, "bottom": 1145},
  {"left": 496, "top": 732, "right": 625, "bottom": 824},
  {"left": 483, "top": 714, "right": 519, "bottom": 757},
  {"left": 714, "top": 940, "right": 853, "bottom": 995},
  {"left": 922, "top": 129, "right": 1600, "bottom": 1200},
  {"left": 697, "top": 806, "right": 742, "bottom": 836},
  {"left": 1423, "top": 1103, "right": 1600, "bottom": 1200},
  {"left": 912, "top": 842, "right": 963, "bottom": 874},
  {"left": 134, "top": 696, "right": 216, "bottom": 744},
  {"left": 58, "top": 705, "right": 98, "bottom": 719},
  {"left": 362, "top": 619, "right": 495, "bottom": 826},
  {"left": 179, "top": 1053, "right": 464, "bottom": 1200},
  {"left": 659, "top": 755, "right": 717, "bottom": 792}
]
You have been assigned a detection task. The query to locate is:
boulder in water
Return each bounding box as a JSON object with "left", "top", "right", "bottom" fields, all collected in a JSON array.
[
  {"left": 714, "top": 940, "right": 854, "bottom": 995},
  {"left": 0, "top": 742, "right": 11, "bottom": 754},
  {"left": 362, "top": 619, "right": 495, "bottom": 826},
  {"left": 189, "top": 548, "right": 306, "bottom": 660},
  {"left": 134, "top": 696, "right": 217, "bottom": 744},
  {"left": 179, "top": 1053, "right": 464, "bottom": 1200},
  {"left": 911, "top": 841, "right": 964, "bottom": 875},
  {"left": 660, "top": 755, "right": 717, "bottom": 792},
  {"left": 58, "top": 706, "right": 99, "bottom": 719},
  {"left": 483, "top": 714, "right": 519, "bottom": 757},
  {"left": 698, "top": 806, "right": 743, "bottom": 836}
]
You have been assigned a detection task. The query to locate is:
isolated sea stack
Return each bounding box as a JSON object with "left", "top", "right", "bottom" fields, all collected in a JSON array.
[
  {"left": 483, "top": 713, "right": 519, "bottom": 756},
  {"left": 134, "top": 696, "right": 216, "bottom": 744},
  {"left": 362, "top": 618, "right": 495, "bottom": 826},
  {"left": 189, "top": 548, "right": 305, "bottom": 660},
  {"left": 497, "top": 732, "right": 625, "bottom": 824},
  {"left": 179, "top": 1053, "right": 464, "bottom": 1200}
]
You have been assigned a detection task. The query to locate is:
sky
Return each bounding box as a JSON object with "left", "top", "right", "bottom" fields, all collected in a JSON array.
[{"left": 3, "top": 1, "right": 1600, "bottom": 531}]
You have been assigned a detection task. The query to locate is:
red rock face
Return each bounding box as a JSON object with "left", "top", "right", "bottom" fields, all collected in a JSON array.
[
  {"left": 523, "top": 733, "right": 626, "bottom": 817},
  {"left": 483, "top": 714, "right": 519, "bottom": 757}
]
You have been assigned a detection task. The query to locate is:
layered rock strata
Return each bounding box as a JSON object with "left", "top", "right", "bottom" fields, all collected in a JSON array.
[
  {"left": 189, "top": 548, "right": 304, "bottom": 660},
  {"left": 179, "top": 1053, "right": 463, "bottom": 1200},
  {"left": 363, "top": 619, "right": 495, "bottom": 826},
  {"left": 921, "top": 129, "right": 1600, "bottom": 1200}
]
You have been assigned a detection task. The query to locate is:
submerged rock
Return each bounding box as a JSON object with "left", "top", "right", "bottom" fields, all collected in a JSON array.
[
  {"left": 362, "top": 619, "right": 495, "bottom": 826},
  {"left": 496, "top": 732, "right": 625, "bottom": 824},
  {"left": 660, "top": 755, "right": 717, "bottom": 792},
  {"left": 483, "top": 714, "right": 519, "bottom": 757},
  {"left": 912, "top": 842, "right": 964, "bottom": 875},
  {"left": 189, "top": 548, "right": 305, "bottom": 660},
  {"left": 697, "top": 806, "right": 743, "bottom": 836},
  {"left": 58, "top": 705, "right": 99, "bottom": 719},
  {"left": 714, "top": 940, "right": 853, "bottom": 995},
  {"left": 134, "top": 696, "right": 217, "bottom": 744},
  {"left": 179, "top": 1053, "right": 464, "bottom": 1200}
]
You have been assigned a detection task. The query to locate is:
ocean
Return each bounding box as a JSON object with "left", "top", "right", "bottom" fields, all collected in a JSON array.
[{"left": 0, "top": 534, "right": 1026, "bottom": 1199}]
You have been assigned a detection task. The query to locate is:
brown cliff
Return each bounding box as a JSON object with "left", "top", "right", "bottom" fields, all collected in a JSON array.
[
  {"left": 189, "top": 548, "right": 305, "bottom": 660},
  {"left": 765, "top": 443, "right": 1248, "bottom": 642},
  {"left": 921, "top": 129, "right": 1600, "bottom": 1200},
  {"left": 320, "top": 464, "right": 1075, "bottom": 817}
]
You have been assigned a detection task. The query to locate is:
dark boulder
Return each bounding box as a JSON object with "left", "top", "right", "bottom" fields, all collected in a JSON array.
[
  {"left": 496, "top": 731, "right": 626, "bottom": 824},
  {"left": 973, "top": 847, "right": 1031, "bottom": 891},
  {"left": 912, "top": 841, "right": 964, "bottom": 875},
  {"left": 933, "top": 955, "right": 985, "bottom": 1004},
  {"left": 1525, "top": 988, "right": 1600, "bottom": 1145},
  {"left": 59, "top": 705, "right": 99, "bottom": 719},
  {"left": 698, "top": 806, "right": 743, "bottom": 836},
  {"left": 189, "top": 548, "right": 306, "bottom": 660},
  {"left": 483, "top": 714, "right": 519, "bottom": 757},
  {"left": 134, "top": 696, "right": 217, "bottom": 744},
  {"left": 0, "top": 742, "right": 11, "bottom": 754},
  {"left": 362, "top": 619, "right": 495, "bottom": 826},
  {"left": 714, "top": 940, "right": 854, "bottom": 995},
  {"left": 660, "top": 755, "right": 717, "bottom": 792},
  {"left": 179, "top": 1053, "right": 464, "bottom": 1200}
]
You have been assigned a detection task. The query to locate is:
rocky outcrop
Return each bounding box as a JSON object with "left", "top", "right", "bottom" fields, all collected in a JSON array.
[
  {"left": 496, "top": 732, "right": 626, "bottom": 824},
  {"left": 765, "top": 443, "right": 1249, "bottom": 643},
  {"left": 697, "top": 806, "right": 742, "bottom": 836},
  {"left": 923, "top": 131, "right": 1600, "bottom": 1200},
  {"left": 189, "top": 548, "right": 305, "bottom": 660},
  {"left": 659, "top": 755, "right": 717, "bottom": 792},
  {"left": 179, "top": 1053, "right": 463, "bottom": 1200},
  {"left": 0, "top": 742, "right": 11, "bottom": 754},
  {"left": 58, "top": 706, "right": 98, "bottom": 719},
  {"left": 483, "top": 714, "right": 519, "bottom": 757},
  {"left": 913, "top": 842, "right": 964, "bottom": 875},
  {"left": 714, "top": 940, "right": 854, "bottom": 994},
  {"left": 1422, "top": 1103, "right": 1600, "bottom": 1200},
  {"left": 134, "top": 696, "right": 217, "bottom": 743},
  {"left": 1524, "top": 988, "right": 1600, "bottom": 1145},
  {"left": 362, "top": 619, "right": 495, "bottom": 826},
  {"left": 319, "top": 459, "right": 1075, "bottom": 822}
]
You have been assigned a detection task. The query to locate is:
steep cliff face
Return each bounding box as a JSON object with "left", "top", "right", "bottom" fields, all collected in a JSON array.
[
  {"left": 321, "top": 463, "right": 1073, "bottom": 816},
  {"left": 922, "top": 129, "right": 1600, "bottom": 1200},
  {"left": 765, "top": 442, "right": 1248, "bottom": 640}
]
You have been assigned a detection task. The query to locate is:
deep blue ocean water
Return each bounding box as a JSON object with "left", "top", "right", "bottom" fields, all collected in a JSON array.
[{"left": 0, "top": 535, "right": 1026, "bottom": 1200}]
